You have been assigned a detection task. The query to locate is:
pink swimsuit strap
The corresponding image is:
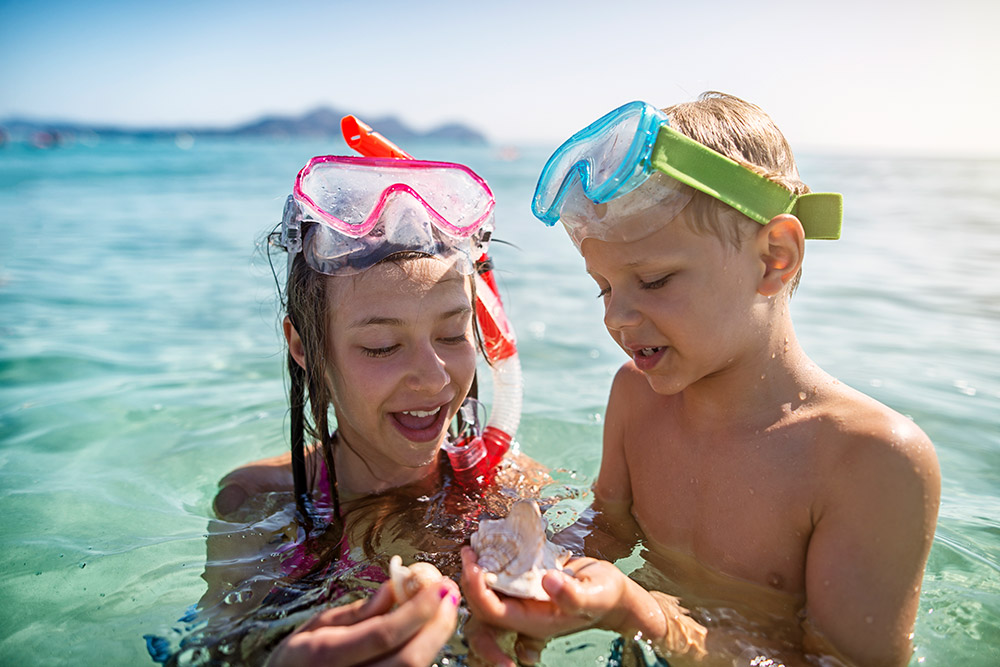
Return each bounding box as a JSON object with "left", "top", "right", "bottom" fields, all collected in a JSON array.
[{"left": 278, "top": 451, "right": 387, "bottom": 584}]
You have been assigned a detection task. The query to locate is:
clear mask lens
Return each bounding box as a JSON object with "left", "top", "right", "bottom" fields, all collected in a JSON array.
[{"left": 296, "top": 157, "right": 494, "bottom": 238}]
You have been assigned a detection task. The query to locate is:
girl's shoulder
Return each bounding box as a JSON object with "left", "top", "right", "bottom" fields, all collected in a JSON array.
[{"left": 213, "top": 444, "right": 326, "bottom": 520}]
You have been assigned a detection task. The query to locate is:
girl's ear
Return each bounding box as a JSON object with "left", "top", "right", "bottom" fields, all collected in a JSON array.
[
  {"left": 283, "top": 316, "right": 307, "bottom": 369},
  {"left": 756, "top": 214, "right": 805, "bottom": 297}
]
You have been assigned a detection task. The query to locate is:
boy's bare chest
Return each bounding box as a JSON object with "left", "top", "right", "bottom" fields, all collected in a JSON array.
[{"left": 624, "top": 428, "right": 817, "bottom": 594}]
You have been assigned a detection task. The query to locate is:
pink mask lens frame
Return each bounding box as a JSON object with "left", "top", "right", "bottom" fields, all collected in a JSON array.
[{"left": 292, "top": 156, "right": 495, "bottom": 239}]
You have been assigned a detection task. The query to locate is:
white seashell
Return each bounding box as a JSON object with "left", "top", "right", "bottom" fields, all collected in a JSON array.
[
  {"left": 388, "top": 555, "right": 443, "bottom": 603},
  {"left": 470, "top": 500, "right": 571, "bottom": 600}
]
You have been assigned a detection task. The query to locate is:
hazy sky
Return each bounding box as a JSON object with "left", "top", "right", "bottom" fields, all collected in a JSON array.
[{"left": 2, "top": 0, "right": 998, "bottom": 157}]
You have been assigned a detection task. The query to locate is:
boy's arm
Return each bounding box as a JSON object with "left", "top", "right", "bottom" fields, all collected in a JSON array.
[
  {"left": 593, "top": 363, "right": 637, "bottom": 512},
  {"left": 585, "top": 364, "right": 642, "bottom": 560},
  {"left": 803, "top": 415, "right": 940, "bottom": 666}
]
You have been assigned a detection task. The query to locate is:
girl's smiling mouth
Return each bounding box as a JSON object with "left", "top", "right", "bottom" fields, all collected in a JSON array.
[{"left": 391, "top": 405, "right": 450, "bottom": 442}]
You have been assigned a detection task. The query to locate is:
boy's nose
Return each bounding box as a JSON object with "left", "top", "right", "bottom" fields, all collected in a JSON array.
[{"left": 603, "top": 294, "right": 642, "bottom": 331}]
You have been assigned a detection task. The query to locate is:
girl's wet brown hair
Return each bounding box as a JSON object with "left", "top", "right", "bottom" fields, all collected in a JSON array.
[{"left": 276, "top": 228, "right": 485, "bottom": 538}]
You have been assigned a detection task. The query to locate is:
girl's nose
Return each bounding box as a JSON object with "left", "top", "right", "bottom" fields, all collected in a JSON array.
[{"left": 407, "top": 345, "right": 450, "bottom": 393}]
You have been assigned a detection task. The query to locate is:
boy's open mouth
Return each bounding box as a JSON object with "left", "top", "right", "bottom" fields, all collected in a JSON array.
[
  {"left": 391, "top": 405, "right": 449, "bottom": 442},
  {"left": 632, "top": 346, "right": 666, "bottom": 371}
]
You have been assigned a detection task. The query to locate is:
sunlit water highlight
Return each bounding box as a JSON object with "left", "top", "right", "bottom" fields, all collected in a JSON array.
[{"left": 1, "top": 137, "right": 998, "bottom": 665}]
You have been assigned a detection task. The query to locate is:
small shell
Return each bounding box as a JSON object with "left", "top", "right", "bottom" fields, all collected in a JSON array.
[
  {"left": 470, "top": 500, "right": 570, "bottom": 601},
  {"left": 388, "top": 555, "right": 443, "bottom": 603}
]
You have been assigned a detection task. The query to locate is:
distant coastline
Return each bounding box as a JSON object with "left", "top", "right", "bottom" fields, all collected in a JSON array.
[{"left": 0, "top": 106, "right": 489, "bottom": 146}]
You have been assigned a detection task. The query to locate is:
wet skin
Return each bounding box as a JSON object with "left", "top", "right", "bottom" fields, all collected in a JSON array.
[{"left": 582, "top": 212, "right": 940, "bottom": 665}]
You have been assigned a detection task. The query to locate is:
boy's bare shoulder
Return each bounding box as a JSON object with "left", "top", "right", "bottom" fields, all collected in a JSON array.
[
  {"left": 810, "top": 381, "right": 940, "bottom": 510},
  {"left": 608, "top": 361, "right": 663, "bottom": 409},
  {"left": 819, "top": 381, "right": 936, "bottom": 467}
]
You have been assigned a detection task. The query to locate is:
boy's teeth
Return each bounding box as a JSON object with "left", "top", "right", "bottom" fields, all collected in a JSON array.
[
  {"left": 402, "top": 407, "right": 441, "bottom": 418},
  {"left": 639, "top": 347, "right": 659, "bottom": 357}
]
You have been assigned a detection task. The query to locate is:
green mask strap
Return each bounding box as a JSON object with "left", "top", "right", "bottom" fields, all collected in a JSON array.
[{"left": 649, "top": 125, "right": 843, "bottom": 240}]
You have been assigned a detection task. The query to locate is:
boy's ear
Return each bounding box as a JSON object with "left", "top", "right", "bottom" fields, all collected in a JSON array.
[
  {"left": 756, "top": 214, "right": 805, "bottom": 297},
  {"left": 283, "top": 316, "right": 307, "bottom": 369}
]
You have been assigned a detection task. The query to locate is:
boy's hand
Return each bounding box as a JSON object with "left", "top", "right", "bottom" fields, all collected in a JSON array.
[
  {"left": 266, "top": 578, "right": 460, "bottom": 667},
  {"left": 463, "top": 615, "right": 548, "bottom": 667},
  {"left": 460, "top": 546, "right": 629, "bottom": 639}
]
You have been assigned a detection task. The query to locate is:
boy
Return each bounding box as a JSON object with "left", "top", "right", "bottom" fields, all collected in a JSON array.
[{"left": 461, "top": 93, "right": 940, "bottom": 666}]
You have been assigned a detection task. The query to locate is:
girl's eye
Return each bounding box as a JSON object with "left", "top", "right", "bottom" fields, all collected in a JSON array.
[
  {"left": 640, "top": 275, "right": 672, "bottom": 290},
  {"left": 596, "top": 286, "right": 610, "bottom": 299},
  {"left": 441, "top": 334, "right": 469, "bottom": 345},
  {"left": 362, "top": 345, "right": 398, "bottom": 358}
]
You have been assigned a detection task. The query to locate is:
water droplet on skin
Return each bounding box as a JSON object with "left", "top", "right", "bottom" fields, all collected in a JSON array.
[
  {"left": 223, "top": 589, "right": 253, "bottom": 605},
  {"left": 748, "top": 487, "right": 756, "bottom": 495},
  {"left": 771, "top": 352, "right": 776, "bottom": 359},
  {"left": 798, "top": 391, "right": 807, "bottom": 401}
]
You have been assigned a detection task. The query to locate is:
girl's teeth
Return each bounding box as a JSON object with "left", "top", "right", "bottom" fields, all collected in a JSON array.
[
  {"left": 402, "top": 407, "right": 441, "bottom": 418},
  {"left": 639, "top": 347, "right": 659, "bottom": 357}
]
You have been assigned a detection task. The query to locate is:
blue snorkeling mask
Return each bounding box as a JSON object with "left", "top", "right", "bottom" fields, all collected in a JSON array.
[{"left": 532, "top": 101, "right": 843, "bottom": 247}]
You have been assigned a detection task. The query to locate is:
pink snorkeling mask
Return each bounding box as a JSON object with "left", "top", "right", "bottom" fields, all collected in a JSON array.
[{"left": 281, "top": 155, "right": 495, "bottom": 276}]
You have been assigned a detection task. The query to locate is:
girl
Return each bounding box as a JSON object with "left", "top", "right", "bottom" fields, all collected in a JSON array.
[{"left": 171, "top": 155, "right": 543, "bottom": 666}]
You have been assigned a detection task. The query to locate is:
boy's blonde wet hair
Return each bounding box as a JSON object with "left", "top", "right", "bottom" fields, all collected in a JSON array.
[{"left": 664, "top": 92, "right": 809, "bottom": 288}]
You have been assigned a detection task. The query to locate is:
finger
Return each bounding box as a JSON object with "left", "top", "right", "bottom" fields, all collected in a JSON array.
[
  {"left": 368, "top": 583, "right": 462, "bottom": 667},
  {"left": 360, "top": 581, "right": 397, "bottom": 617},
  {"left": 541, "top": 569, "right": 589, "bottom": 614},
  {"left": 295, "top": 584, "right": 391, "bottom": 633},
  {"left": 460, "top": 547, "right": 508, "bottom": 618},
  {"left": 293, "top": 580, "right": 459, "bottom": 665},
  {"left": 514, "top": 635, "right": 547, "bottom": 665},
  {"left": 462, "top": 548, "right": 581, "bottom": 639},
  {"left": 293, "top": 596, "right": 370, "bottom": 633},
  {"left": 464, "top": 617, "right": 516, "bottom": 667}
]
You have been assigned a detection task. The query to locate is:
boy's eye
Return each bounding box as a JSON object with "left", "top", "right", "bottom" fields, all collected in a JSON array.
[
  {"left": 362, "top": 345, "right": 398, "bottom": 358},
  {"left": 640, "top": 275, "right": 672, "bottom": 290},
  {"left": 441, "top": 334, "right": 469, "bottom": 345}
]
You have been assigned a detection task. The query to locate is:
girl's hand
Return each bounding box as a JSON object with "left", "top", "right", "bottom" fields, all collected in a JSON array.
[
  {"left": 266, "top": 578, "right": 461, "bottom": 667},
  {"left": 460, "top": 546, "right": 629, "bottom": 640}
]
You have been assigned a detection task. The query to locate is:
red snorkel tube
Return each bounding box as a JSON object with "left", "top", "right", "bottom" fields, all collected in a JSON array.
[{"left": 341, "top": 115, "right": 523, "bottom": 488}]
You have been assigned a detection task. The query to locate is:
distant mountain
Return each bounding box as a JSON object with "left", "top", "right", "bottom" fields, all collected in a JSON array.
[{"left": 0, "top": 107, "right": 489, "bottom": 144}]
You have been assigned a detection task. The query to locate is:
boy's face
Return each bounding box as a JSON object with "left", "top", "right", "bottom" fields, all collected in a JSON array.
[{"left": 581, "top": 211, "right": 765, "bottom": 395}]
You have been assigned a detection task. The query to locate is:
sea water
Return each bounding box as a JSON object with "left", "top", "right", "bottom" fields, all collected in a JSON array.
[{"left": 0, "top": 136, "right": 997, "bottom": 665}]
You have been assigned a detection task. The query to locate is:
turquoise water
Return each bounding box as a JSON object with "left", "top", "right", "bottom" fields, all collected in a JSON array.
[{"left": 1, "top": 137, "right": 998, "bottom": 665}]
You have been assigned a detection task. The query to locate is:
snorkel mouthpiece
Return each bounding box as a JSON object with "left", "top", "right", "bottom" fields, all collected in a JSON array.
[{"left": 341, "top": 115, "right": 414, "bottom": 159}]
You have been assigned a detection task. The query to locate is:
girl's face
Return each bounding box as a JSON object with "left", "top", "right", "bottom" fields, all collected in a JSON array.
[{"left": 324, "top": 257, "right": 477, "bottom": 495}]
